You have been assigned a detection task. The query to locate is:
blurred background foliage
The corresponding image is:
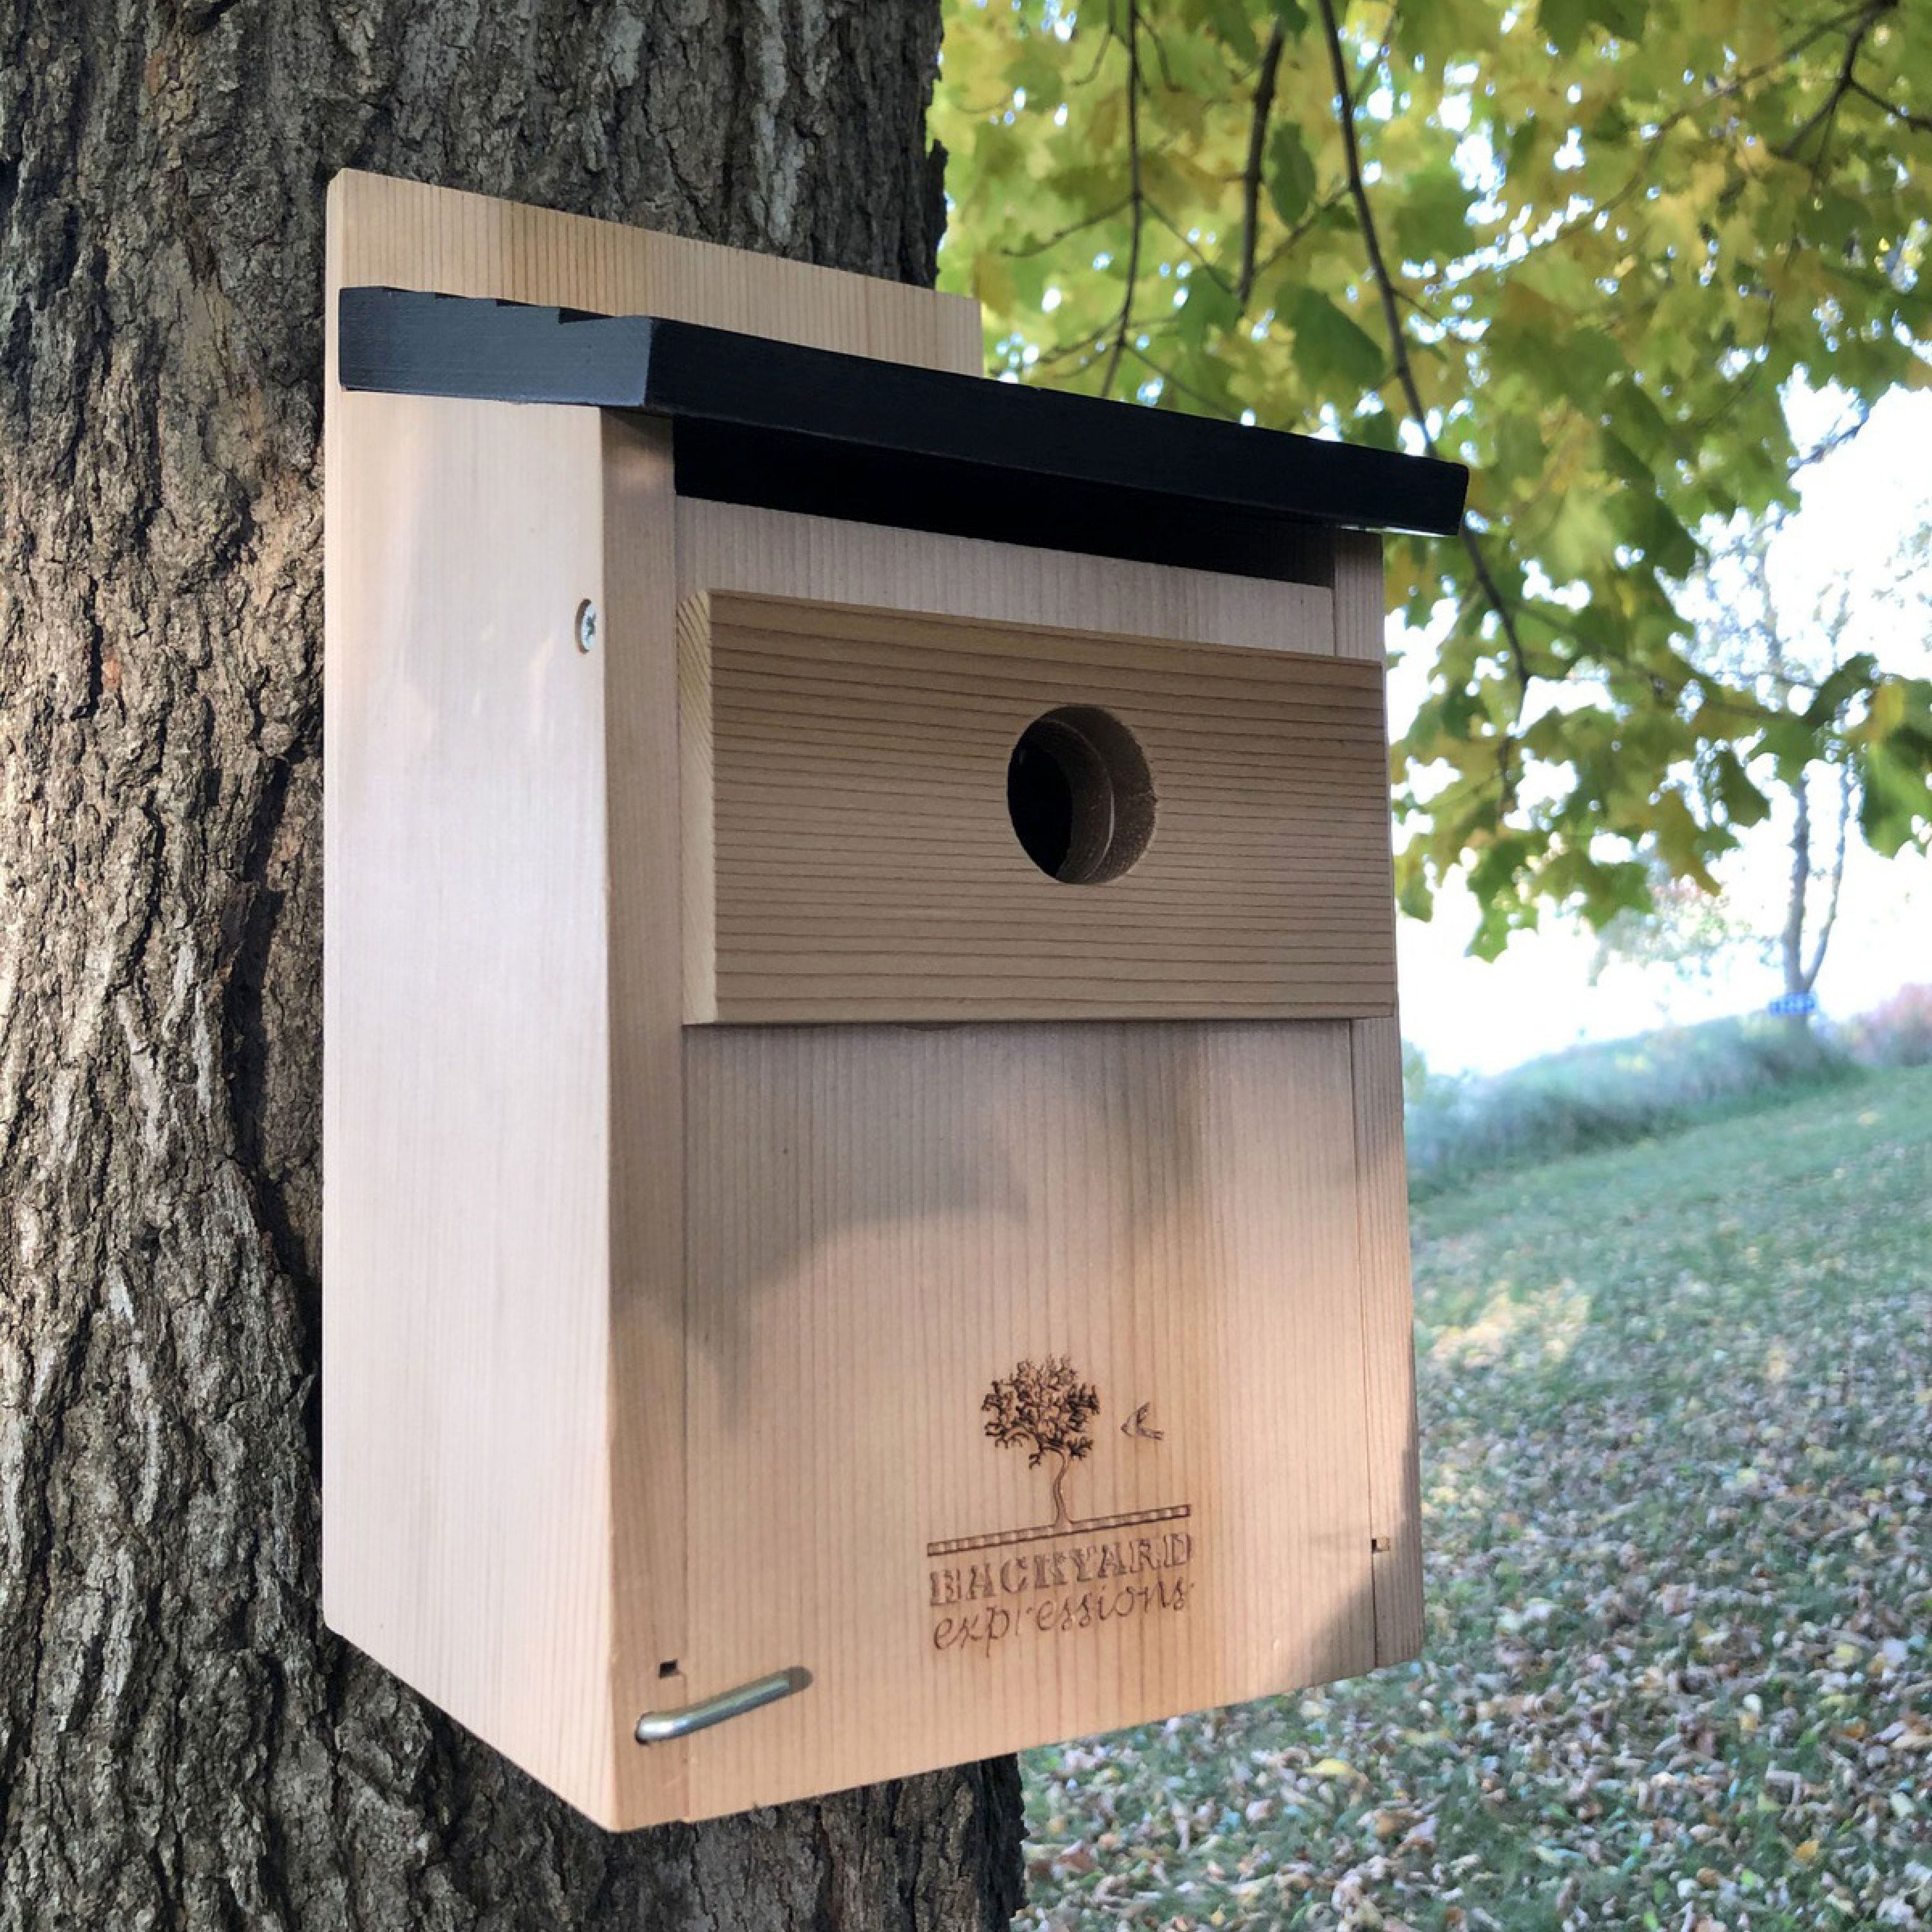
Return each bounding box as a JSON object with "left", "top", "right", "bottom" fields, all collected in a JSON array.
[{"left": 933, "top": 0, "right": 1932, "bottom": 952}]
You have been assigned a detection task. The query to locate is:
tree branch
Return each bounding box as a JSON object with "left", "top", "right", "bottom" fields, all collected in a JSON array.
[
  {"left": 1122, "top": 341, "right": 1232, "bottom": 415},
  {"left": 1312, "top": 0, "right": 1407, "bottom": 422},
  {"left": 1005, "top": 196, "right": 1134, "bottom": 260},
  {"left": 1145, "top": 194, "right": 1240, "bottom": 299},
  {"left": 1783, "top": 760, "right": 1813, "bottom": 996},
  {"left": 1526, "top": 3, "right": 1877, "bottom": 261},
  {"left": 1314, "top": 0, "right": 1532, "bottom": 720},
  {"left": 1789, "top": 397, "right": 1873, "bottom": 474},
  {"left": 1848, "top": 76, "right": 1932, "bottom": 135},
  {"left": 1101, "top": 1, "right": 1146, "bottom": 397},
  {"left": 1237, "top": 19, "right": 1286, "bottom": 311},
  {"left": 1025, "top": 309, "right": 1188, "bottom": 377},
  {"left": 1247, "top": 189, "right": 1352, "bottom": 290},
  {"left": 1774, "top": 0, "right": 1896, "bottom": 162}
]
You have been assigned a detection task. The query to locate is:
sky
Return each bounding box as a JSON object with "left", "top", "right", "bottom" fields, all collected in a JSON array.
[{"left": 1390, "top": 385, "right": 1932, "bottom": 1076}]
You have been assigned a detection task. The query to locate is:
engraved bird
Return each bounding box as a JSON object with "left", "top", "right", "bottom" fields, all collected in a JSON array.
[{"left": 1121, "top": 1402, "right": 1163, "bottom": 1441}]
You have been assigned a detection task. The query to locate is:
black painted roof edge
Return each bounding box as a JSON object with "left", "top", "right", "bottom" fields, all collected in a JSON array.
[{"left": 337, "top": 286, "right": 1469, "bottom": 547}]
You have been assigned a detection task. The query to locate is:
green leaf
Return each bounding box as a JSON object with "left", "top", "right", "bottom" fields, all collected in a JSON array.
[
  {"left": 1287, "top": 286, "right": 1385, "bottom": 392},
  {"left": 1199, "top": 0, "right": 1260, "bottom": 63},
  {"left": 1590, "top": 0, "right": 1649, "bottom": 39},
  {"left": 1392, "top": 163, "right": 1472, "bottom": 266},
  {"left": 1266, "top": 122, "right": 1318, "bottom": 227},
  {"left": 1354, "top": 408, "right": 1401, "bottom": 451},
  {"left": 1710, "top": 748, "right": 1769, "bottom": 831},
  {"left": 1540, "top": 489, "right": 1616, "bottom": 583},
  {"left": 1494, "top": 413, "right": 1547, "bottom": 482},
  {"left": 1757, "top": 713, "right": 1815, "bottom": 787},
  {"left": 1860, "top": 742, "right": 1932, "bottom": 853},
  {"left": 1536, "top": 0, "right": 1591, "bottom": 57}
]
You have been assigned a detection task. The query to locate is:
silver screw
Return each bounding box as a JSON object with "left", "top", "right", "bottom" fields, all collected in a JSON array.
[{"left": 576, "top": 598, "right": 600, "bottom": 653}]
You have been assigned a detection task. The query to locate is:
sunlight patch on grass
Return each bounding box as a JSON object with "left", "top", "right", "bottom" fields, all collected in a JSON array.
[{"left": 1426, "top": 1280, "right": 1590, "bottom": 1369}]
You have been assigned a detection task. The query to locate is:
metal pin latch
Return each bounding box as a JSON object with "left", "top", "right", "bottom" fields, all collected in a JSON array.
[{"left": 634, "top": 1667, "right": 813, "bottom": 1745}]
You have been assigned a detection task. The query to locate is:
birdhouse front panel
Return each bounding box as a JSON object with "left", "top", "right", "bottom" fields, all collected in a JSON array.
[
  {"left": 680, "top": 1019, "right": 1375, "bottom": 1817},
  {"left": 679, "top": 591, "right": 1397, "bottom": 1023},
  {"left": 323, "top": 172, "right": 1464, "bottom": 1831}
]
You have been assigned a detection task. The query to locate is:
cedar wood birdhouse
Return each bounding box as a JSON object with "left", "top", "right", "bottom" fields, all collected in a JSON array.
[{"left": 323, "top": 171, "right": 1468, "bottom": 1831}]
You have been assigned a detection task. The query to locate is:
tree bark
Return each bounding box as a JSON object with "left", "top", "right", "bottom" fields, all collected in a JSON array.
[
  {"left": 1782, "top": 763, "right": 1814, "bottom": 1001},
  {"left": 0, "top": 4, "right": 1024, "bottom": 1926}
]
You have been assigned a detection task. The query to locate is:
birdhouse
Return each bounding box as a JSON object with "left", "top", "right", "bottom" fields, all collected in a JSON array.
[{"left": 323, "top": 171, "right": 1467, "bottom": 1832}]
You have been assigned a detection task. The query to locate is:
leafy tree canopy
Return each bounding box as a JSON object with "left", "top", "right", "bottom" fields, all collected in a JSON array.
[
  {"left": 934, "top": 0, "right": 1932, "bottom": 951},
  {"left": 983, "top": 1356, "right": 1102, "bottom": 1463}
]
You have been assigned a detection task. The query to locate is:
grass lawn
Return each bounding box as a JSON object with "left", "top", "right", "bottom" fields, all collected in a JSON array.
[{"left": 1021, "top": 1065, "right": 1932, "bottom": 1932}]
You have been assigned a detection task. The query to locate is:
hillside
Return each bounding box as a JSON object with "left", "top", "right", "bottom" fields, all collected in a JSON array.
[{"left": 1021, "top": 1067, "right": 1932, "bottom": 1932}]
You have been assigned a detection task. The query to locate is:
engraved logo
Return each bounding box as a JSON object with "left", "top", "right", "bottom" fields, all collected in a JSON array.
[
  {"left": 982, "top": 1355, "right": 1100, "bottom": 1535},
  {"left": 925, "top": 1358, "right": 1195, "bottom": 1657}
]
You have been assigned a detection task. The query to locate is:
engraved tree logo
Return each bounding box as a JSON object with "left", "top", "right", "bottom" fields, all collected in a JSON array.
[{"left": 982, "top": 1356, "right": 1101, "bottom": 1534}]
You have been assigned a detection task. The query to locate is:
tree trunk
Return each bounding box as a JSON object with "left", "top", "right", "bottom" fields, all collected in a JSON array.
[
  {"left": 0, "top": 5, "right": 1025, "bottom": 1926},
  {"left": 1048, "top": 1457, "right": 1072, "bottom": 1533},
  {"left": 1782, "top": 768, "right": 1814, "bottom": 1001}
]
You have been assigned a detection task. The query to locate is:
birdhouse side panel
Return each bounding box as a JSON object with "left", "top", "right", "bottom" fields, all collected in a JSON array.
[
  {"left": 600, "top": 414, "right": 697, "bottom": 1830},
  {"left": 1332, "top": 529, "right": 1425, "bottom": 1665},
  {"left": 321, "top": 390, "right": 622, "bottom": 1819}
]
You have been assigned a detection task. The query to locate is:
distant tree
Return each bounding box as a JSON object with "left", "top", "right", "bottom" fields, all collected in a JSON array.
[
  {"left": 983, "top": 1358, "right": 1102, "bottom": 1532},
  {"left": 1595, "top": 500, "right": 1932, "bottom": 1014},
  {"left": 935, "top": 0, "right": 1932, "bottom": 952},
  {"left": 1696, "top": 518, "right": 1858, "bottom": 1017}
]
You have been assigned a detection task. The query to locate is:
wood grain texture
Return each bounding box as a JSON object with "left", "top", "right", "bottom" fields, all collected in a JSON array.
[
  {"left": 680, "top": 1023, "right": 1379, "bottom": 1820},
  {"left": 323, "top": 390, "right": 619, "bottom": 1818},
  {"left": 326, "top": 175, "right": 989, "bottom": 1832},
  {"left": 603, "top": 415, "right": 691, "bottom": 1826},
  {"left": 680, "top": 592, "right": 1397, "bottom": 1023},
  {"left": 327, "top": 175, "right": 1422, "bottom": 1835},
  {"left": 674, "top": 498, "right": 1336, "bottom": 637},
  {"left": 663, "top": 515, "right": 1413, "bottom": 1821},
  {"left": 1331, "top": 529, "right": 1426, "bottom": 1666},
  {"left": 329, "top": 169, "right": 981, "bottom": 376}
]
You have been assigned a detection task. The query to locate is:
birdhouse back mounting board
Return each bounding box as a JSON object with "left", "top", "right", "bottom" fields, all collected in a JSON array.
[{"left": 323, "top": 169, "right": 1451, "bottom": 1830}]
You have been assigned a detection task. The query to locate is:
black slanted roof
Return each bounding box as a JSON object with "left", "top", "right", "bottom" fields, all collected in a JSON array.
[{"left": 337, "top": 287, "right": 1467, "bottom": 582}]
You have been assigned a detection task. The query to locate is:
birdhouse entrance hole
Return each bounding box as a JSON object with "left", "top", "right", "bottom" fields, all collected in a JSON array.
[{"left": 1005, "top": 706, "right": 1155, "bottom": 886}]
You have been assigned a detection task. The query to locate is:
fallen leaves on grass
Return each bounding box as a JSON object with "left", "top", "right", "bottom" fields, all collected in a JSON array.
[{"left": 1018, "top": 1068, "right": 1932, "bottom": 1932}]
